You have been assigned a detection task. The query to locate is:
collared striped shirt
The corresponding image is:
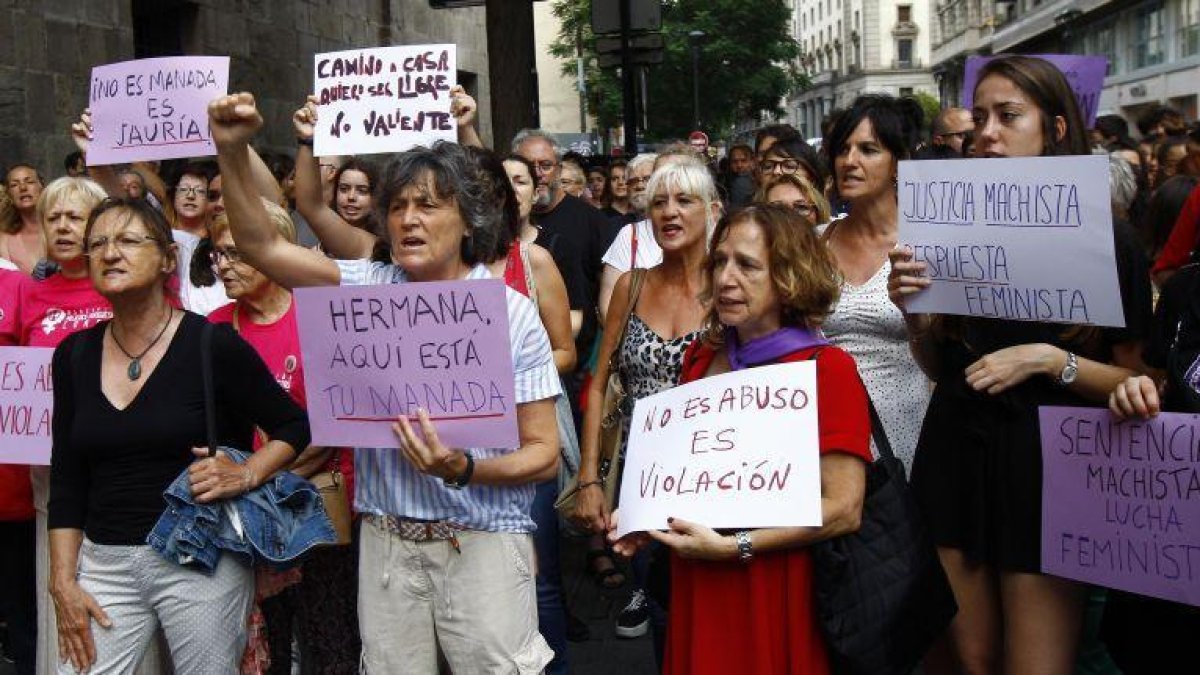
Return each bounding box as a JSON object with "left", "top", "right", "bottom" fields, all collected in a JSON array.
[{"left": 336, "top": 259, "right": 561, "bottom": 533}]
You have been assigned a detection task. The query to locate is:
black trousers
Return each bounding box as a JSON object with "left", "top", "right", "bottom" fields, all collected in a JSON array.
[{"left": 0, "top": 519, "right": 36, "bottom": 675}]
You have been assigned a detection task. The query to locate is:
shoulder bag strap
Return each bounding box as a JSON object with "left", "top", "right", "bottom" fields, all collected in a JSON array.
[
  {"left": 630, "top": 223, "right": 639, "bottom": 268},
  {"left": 200, "top": 321, "right": 218, "bottom": 458},
  {"left": 611, "top": 269, "right": 648, "bottom": 374}
]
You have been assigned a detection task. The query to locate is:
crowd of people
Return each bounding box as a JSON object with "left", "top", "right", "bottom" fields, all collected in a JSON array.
[{"left": 0, "top": 54, "right": 1198, "bottom": 675}]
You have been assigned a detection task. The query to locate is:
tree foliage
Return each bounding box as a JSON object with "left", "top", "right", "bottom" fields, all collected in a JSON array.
[{"left": 550, "top": 0, "right": 804, "bottom": 141}]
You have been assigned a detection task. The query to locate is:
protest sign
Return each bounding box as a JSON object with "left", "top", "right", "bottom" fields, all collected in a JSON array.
[
  {"left": 294, "top": 279, "right": 517, "bottom": 450},
  {"left": 1040, "top": 407, "right": 1200, "bottom": 606},
  {"left": 0, "top": 347, "right": 54, "bottom": 465},
  {"left": 962, "top": 54, "right": 1107, "bottom": 126},
  {"left": 313, "top": 45, "right": 457, "bottom": 157},
  {"left": 88, "top": 56, "right": 229, "bottom": 165},
  {"left": 897, "top": 154, "right": 1125, "bottom": 327},
  {"left": 615, "top": 361, "right": 823, "bottom": 537}
]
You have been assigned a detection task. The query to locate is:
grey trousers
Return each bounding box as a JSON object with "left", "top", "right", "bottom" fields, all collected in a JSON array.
[{"left": 59, "top": 540, "right": 252, "bottom": 675}]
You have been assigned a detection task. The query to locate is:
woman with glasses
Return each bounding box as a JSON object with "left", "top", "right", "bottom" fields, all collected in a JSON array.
[
  {"left": 48, "top": 198, "right": 309, "bottom": 675},
  {"left": 171, "top": 165, "right": 213, "bottom": 238},
  {"left": 206, "top": 203, "right": 361, "bottom": 674},
  {"left": 818, "top": 94, "right": 930, "bottom": 476},
  {"left": 753, "top": 173, "right": 830, "bottom": 227},
  {"left": 757, "top": 136, "right": 826, "bottom": 194}
]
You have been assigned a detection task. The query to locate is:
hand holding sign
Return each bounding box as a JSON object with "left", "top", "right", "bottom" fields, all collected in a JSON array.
[
  {"left": 207, "top": 92, "right": 264, "bottom": 150},
  {"left": 1108, "top": 375, "right": 1163, "bottom": 420},
  {"left": 70, "top": 110, "right": 94, "bottom": 156},
  {"left": 394, "top": 408, "right": 466, "bottom": 481}
]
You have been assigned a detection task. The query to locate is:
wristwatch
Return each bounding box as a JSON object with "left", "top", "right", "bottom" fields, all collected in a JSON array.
[
  {"left": 443, "top": 452, "right": 475, "bottom": 489},
  {"left": 734, "top": 531, "right": 754, "bottom": 563},
  {"left": 1058, "top": 351, "right": 1079, "bottom": 386}
]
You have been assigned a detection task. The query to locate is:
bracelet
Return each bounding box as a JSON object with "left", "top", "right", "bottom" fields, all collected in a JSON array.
[
  {"left": 297, "top": 137, "right": 314, "bottom": 147},
  {"left": 734, "top": 530, "right": 754, "bottom": 563},
  {"left": 242, "top": 466, "right": 257, "bottom": 494},
  {"left": 577, "top": 479, "right": 605, "bottom": 491}
]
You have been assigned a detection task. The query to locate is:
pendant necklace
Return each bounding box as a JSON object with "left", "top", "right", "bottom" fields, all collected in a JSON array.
[{"left": 111, "top": 306, "right": 174, "bottom": 381}]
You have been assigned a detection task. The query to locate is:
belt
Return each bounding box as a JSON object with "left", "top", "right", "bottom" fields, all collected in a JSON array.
[{"left": 367, "top": 514, "right": 465, "bottom": 542}]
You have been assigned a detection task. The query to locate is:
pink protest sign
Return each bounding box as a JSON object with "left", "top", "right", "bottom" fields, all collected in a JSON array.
[
  {"left": 294, "top": 279, "right": 518, "bottom": 450},
  {"left": 0, "top": 347, "right": 55, "bottom": 465},
  {"left": 87, "top": 56, "right": 230, "bottom": 165},
  {"left": 1040, "top": 406, "right": 1200, "bottom": 606},
  {"left": 963, "top": 54, "right": 1107, "bottom": 126}
]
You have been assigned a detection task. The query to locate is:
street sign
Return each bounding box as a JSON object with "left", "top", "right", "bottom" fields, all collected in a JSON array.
[
  {"left": 592, "top": 0, "right": 662, "bottom": 35},
  {"left": 598, "top": 51, "right": 664, "bottom": 68},
  {"left": 595, "top": 33, "right": 664, "bottom": 55}
]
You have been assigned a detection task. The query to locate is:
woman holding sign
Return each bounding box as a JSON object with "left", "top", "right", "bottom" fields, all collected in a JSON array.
[
  {"left": 610, "top": 204, "right": 871, "bottom": 674},
  {"left": 209, "top": 93, "right": 562, "bottom": 674},
  {"left": 889, "top": 55, "right": 1153, "bottom": 674}
]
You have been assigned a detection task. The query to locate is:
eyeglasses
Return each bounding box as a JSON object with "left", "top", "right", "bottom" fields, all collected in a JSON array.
[
  {"left": 209, "top": 247, "right": 243, "bottom": 266},
  {"left": 770, "top": 200, "right": 815, "bottom": 217},
  {"left": 533, "top": 160, "right": 559, "bottom": 173},
  {"left": 937, "top": 131, "right": 970, "bottom": 140},
  {"left": 760, "top": 159, "right": 802, "bottom": 174},
  {"left": 84, "top": 233, "right": 159, "bottom": 256},
  {"left": 319, "top": 163, "right": 338, "bottom": 174},
  {"left": 175, "top": 186, "right": 205, "bottom": 197},
  {"left": 626, "top": 176, "right": 650, "bottom": 187}
]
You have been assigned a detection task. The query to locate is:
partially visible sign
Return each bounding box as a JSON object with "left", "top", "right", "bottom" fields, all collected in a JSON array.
[
  {"left": 962, "top": 54, "right": 1107, "bottom": 126},
  {"left": 616, "top": 362, "right": 823, "bottom": 537},
  {"left": 1041, "top": 407, "right": 1200, "bottom": 607},
  {"left": 898, "top": 155, "right": 1125, "bottom": 327},
  {"left": 88, "top": 56, "right": 230, "bottom": 165},
  {"left": 294, "top": 279, "right": 517, "bottom": 450},
  {"left": 312, "top": 45, "right": 457, "bottom": 157},
  {"left": 0, "top": 347, "right": 54, "bottom": 465}
]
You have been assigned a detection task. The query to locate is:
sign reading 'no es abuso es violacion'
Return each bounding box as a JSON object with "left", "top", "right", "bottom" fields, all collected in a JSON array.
[
  {"left": 88, "top": 56, "right": 230, "bottom": 165},
  {"left": 294, "top": 279, "right": 517, "bottom": 450},
  {"left": 898, "top": 155, "right": 1125, "bottom": 327},
  {"left": 0, "top": 347, "right": 55, "bottom": 465},
  {"left": 313, "top": 45, "right": 457, "bottom": 157},
  {"left": 1040, "top": 407, "right": 1200, "bottom": 606},
  {"left": 616, "top": 362, "right": 823, "bottom": 538}
]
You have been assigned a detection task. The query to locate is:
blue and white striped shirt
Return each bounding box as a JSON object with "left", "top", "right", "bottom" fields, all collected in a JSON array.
[{"left": 336, "top": 259, "right": 562, "bottom": 533}]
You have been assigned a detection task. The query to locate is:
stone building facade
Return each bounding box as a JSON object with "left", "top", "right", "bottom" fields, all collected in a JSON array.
[{"left": 2, "top": 0, "right": 490, "bottom": 178}]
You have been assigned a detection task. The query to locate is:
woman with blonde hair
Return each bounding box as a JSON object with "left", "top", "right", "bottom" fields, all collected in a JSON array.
[{"left": 753, "top": 173, "right": 830, "bottom": 226}]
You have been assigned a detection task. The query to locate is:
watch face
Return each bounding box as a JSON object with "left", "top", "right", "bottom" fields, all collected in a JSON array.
[{"left": 1062, "top": 366, "right": 1079, "bottom": 384}]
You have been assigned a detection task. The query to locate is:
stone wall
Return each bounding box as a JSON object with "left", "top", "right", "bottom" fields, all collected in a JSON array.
[{"left": 1, "top": 0, "right": 490, "bottom": 178}]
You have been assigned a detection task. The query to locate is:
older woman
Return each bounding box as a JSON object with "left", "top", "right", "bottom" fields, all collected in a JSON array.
[
  {"left": 210, "top": 92, "right": 560, "bottom": 673},
  {"left": 611, "top": 204, "right": 871, "bottom": 674},
  {"left": 753, "top": 173, "right": 830, "bottom": 226},
  {"left": 819, "top": 95, "right": 930, "bottom": 475},
  {"left": 47, "top": 198, "right": 308, "bottom": 674},
  {"left": 206, "top": 204, "right": 360, "bottom": 673},
  {"left": 889, "top": 56, "right": 1152, "bottom": 674},
  {"left": 576, "top": 160, "right": 720, "bottom": 652}
]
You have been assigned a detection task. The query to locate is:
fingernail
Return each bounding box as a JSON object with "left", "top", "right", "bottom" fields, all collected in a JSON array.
[{"left": 667, "top": 517, "right": 674, "bottom": 523}]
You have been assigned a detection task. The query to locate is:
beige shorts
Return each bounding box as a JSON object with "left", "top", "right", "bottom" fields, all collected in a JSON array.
[{"left": 358, "top": 517, "right": 553, "bottom": 674}]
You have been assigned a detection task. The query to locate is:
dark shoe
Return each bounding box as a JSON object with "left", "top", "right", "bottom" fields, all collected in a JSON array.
[
  {"left": 587, "top": 549, "right": 626, "bottom": 589},
  {"left": 615, "top": 589, "right": 649, "bottom": 638}
]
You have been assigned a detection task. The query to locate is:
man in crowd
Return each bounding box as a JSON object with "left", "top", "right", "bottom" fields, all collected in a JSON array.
[
  {"left": 724, "top": 143, "right": 756, "bottom": 209},
  {"left": 932, "top": 107, "right": 974, "bottom": 154}
]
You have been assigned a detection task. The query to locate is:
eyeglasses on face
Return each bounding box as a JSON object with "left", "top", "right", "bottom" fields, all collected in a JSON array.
[
  {"left": 209, "top": 247, "right": 243, "bottom": 266},
  {"left": 83, "top": 233, "right": 159, "bottom": 256},
  {"left": 760, "top": 159, "right": 802, "bottom": 174},
  {"left": 533, "top": 160, "right": 559, "bottom": 173},
  {"left": 626, "top": 176, "right": 650, "bottom": 187},
  {"left": 175, "top": 186, "right": 206, "bottom": 197}
]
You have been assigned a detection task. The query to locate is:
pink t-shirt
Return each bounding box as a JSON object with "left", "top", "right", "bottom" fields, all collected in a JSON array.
[
  {"left": 0, "top": 268, "right": 22, "bottom": 346},
  {"left": 208, "top": 299, "right": 355, "bottom": 493},
  {"left": 19, "top": 273, "right": 113, "bottom": 348}
]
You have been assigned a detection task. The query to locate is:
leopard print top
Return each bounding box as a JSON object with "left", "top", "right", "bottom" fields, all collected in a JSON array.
[{"left": 618, "top": 314, "right": 701, "bottom": 402}]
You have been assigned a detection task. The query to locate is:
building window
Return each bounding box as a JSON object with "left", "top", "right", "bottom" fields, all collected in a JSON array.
[
  {"left": 1180, "top": 0, "right": 1200, "bottom": 58},
  {"left": 1091, "top": 19, "right": 1119, "bottom": 75},
  {"left": 900, "top": 87, "right": 914, "bottom": 97},
  {"left": 898, "top": 4, "right": 912, "bottom": 22},
  {"left": 897, "top": 38, "right": 913, "bottom": 67},
  {"left": 1132, "top": 1, "right": 1166, "bottom": 69}
]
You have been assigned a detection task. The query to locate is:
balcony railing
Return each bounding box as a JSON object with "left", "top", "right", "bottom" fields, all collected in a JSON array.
[{"left": 891, "top": 59, "right": 923, "bottom": 69}]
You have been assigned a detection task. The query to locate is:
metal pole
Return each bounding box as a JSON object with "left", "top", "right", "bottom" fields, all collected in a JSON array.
[
  {"left": 620, "top": 0, "right": 637, "bottom": 156},
  {"left": 689, "top": 31, "right": 705, "bottom": 132}
]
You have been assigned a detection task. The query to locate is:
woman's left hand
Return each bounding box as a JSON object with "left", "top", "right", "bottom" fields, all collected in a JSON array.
[
  {"left": 189, "top": 448, "right": 255, "bottom": 503},
  {"left": 646, "top": 517, "right": 736, "bottom": 561},
  {"left": 394, "top": 409, "right": 463, "bottom": 481},
  {"left": 965, "top": 344, "right": 1057, "bottom": 395}
]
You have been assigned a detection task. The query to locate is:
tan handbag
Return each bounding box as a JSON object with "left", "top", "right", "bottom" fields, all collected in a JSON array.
[
  {"left": 556, "top": 269, "right": 647, "bottom": 517},
  {"left": 310, "top": 469, "right": 353, "bottom": 545}
]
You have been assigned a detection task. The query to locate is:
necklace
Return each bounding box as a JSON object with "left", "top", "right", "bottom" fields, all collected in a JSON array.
[{"left": 110, "top": 306, "right": 174, "bottom": 381}]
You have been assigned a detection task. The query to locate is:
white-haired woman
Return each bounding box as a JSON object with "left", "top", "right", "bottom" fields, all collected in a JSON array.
[{"left": 574, "top": 160, "right": 721, "bottom": 665}]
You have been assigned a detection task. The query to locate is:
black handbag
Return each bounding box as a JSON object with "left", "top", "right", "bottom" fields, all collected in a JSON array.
[{"left": 812, "top": 397, "right": 958, "bottom": 675}]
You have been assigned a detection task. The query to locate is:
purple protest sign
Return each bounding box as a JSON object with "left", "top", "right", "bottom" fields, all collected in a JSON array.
[
  {"left": 87, "top": 56, "right": 230, "bottom": 166},
  {"left": 0, "top": 347, "right": 55, "bottom": 465},
  {"left": 1040, "top": 406, "right": 1200, "bottom": 607},
  {"left": 294, "top": 279, "right": 518, "bottom": 450},
  {"left": 963, "top": 55, "right": 1107, "bottom": 126}
]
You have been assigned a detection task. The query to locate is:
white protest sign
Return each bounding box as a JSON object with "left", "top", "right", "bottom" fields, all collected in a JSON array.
[
  {"left": 898, "top": 155, "right": 1125, "bottom": 327},
  {"left": 0, "top": 347, "right": 54, "bottom": 465},
  {"left": 88, "top": 56, "right": 230, "bottom": 165},
  {"left": 616, "top": 361, "right": 823, "bottom": 538},
  {"left": 313, "top": 45, "right": 457, "bottom": 157}
]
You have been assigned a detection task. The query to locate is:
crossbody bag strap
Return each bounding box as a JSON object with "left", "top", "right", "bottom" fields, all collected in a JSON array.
[
  {"left": 630, "top": 223, "right": 639, "bottom": 268},
  {"left": 610, "top": 269, "right": 648, "bottom": 374},
  {"left": 200, "top": 321, "right": 217, "bottom": 458}
]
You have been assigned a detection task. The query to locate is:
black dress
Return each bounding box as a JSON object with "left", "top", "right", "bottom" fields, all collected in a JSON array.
[{"left": 909, "top": 221, "right": 1153, "bottom": 573}]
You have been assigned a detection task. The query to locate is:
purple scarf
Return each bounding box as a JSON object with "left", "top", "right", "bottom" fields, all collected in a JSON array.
[{"left": 725, "top": 326, "right": 828, "bottom": 371}]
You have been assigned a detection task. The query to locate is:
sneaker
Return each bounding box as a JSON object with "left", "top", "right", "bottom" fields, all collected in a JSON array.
[{"left": 615, "top": 589, "right": 650, "bottom": 638}]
